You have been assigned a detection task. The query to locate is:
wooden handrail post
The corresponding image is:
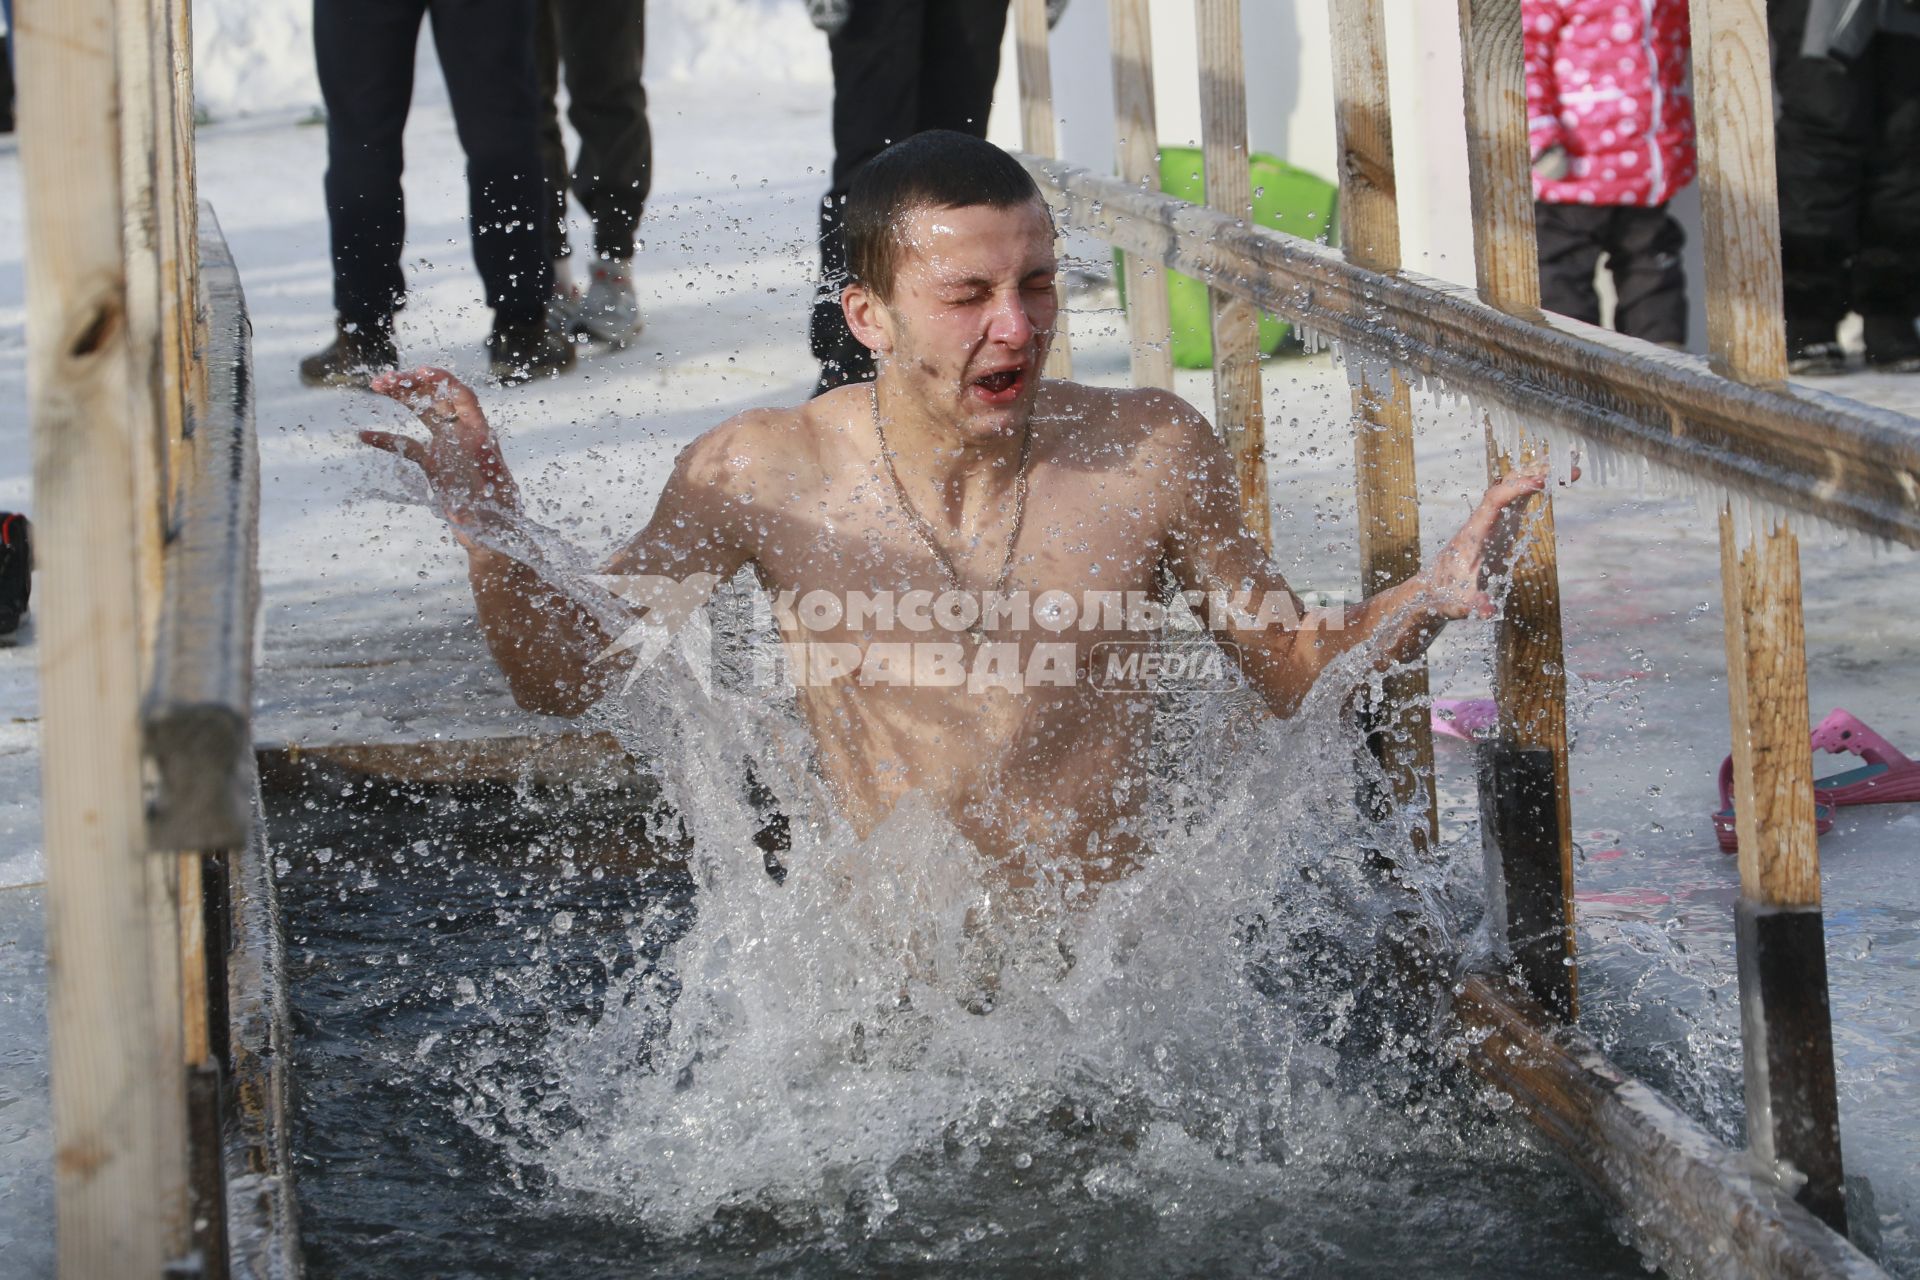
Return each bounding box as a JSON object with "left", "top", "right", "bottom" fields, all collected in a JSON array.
[
  {"left": 1456, "top": 0, "right": 1577, "bottom": 1018},
  {"left": 1718, "top": 513, "right": 1846, "bottom": 1232},
  {"left": 1329, "top": 0, "right": 1437, "bottom": 849},
  {"left": 1108, "top": 0, "right": 1174, "bottom": 391},
  {"left": 1013, "top": 0, "right": 1075, "bottom": 379},
  {"left": 1456, "top": 0, "right": 1542, "bottom": 320},
  {"left": 1691, "top": 0, "right": 1788, "bottom": 387},
  {"left": 1194, "top": 0, "right": 1270, "bottom": 545},
  {"left": 19, "top": 0, "right": 193, "bottom": 1270},
  {"left": 1691, "top": 0, "right": 1846, "bottom": 1231}
]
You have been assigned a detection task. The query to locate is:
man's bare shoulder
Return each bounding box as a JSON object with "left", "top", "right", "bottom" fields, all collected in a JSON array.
[
  {"left": 670, "top": 395, "right": 847, "bottom": 495},
  {"left": 1039, "top": 380, "right": 1217, "bottom": 463}
]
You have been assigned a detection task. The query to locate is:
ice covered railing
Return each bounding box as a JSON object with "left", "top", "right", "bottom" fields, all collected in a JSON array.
[{"left": 1011, "top": 0, "right": 1903, "bottom": 1277}]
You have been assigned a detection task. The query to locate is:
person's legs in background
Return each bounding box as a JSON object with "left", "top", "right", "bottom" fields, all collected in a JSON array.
[
  {"left": 1853, "top": 30, "right": 1920, "bottom": 370},
  {"left": 429, "top": 0, "right": 574, "bottom": 381},
  {"left": 536, "top": 0, "right": 582, "bottom": 317},
  {"left": 302, "top": 0, "right": 426, "bottom": 386},
  {"left": 1771, "top": 0, "right": 1870, "bottom": 373},
  {"left": 813, "top": 0, "right": 926, "bottom": 395},
  {"left": 1533, "top": 203, "right": 1608, "bottom": 329},
  {"left": 1604, "top": 203, "right": 1687, "bottom": 346},
  {"left": 1, "top": 0, "right": 15, "bottom": 137},
  {"left": 551, "top": 0, "right": 651, "bottom": 343},
  {"left": 914, "top": 0, "right": 1009, "bottom": 136}
]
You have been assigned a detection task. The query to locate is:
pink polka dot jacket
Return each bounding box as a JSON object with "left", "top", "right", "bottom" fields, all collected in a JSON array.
[{"left": 1524, "top": 0, "right": 1698, "bottom": 207}]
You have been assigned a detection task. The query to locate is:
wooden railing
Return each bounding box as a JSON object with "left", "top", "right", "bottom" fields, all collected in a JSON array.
[
  {"left": 1013, "top": 0, "right": 1912, "bottom": 1274},
  {"left": 18, "top": 0, "right": 268, "bottom": 1274}
]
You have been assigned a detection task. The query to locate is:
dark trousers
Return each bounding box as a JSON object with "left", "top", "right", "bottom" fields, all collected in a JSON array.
[
  {"left": 1770, "top": 0, "right": 1920, "bottom": 349},
  {"left": 811, "top": 0, "right": 1012, "bottom": 384},
  {"left": 1535, "top": 202, "right": 1688, "bottom": 345},
  {"left": 537, "top": 0, "right": 651, "bottom": 262},
  {"left": 315, "top": 0, "right": 551, "bottom": 329}
]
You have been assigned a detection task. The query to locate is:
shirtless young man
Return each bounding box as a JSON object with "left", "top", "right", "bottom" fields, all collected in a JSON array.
[{"left": 361, "top": 130, "right": 1553, "bottom": 893}]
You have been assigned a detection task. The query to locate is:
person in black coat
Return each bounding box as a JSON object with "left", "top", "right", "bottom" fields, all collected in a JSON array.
[
  {"left": 301, "top": 0, "right": 577, "bottom": 387},
  {"left": 805, "top": 0, "right": 1067, "bottom": 397},
  {"left": 1771, "top": 0, "right": 1920, "bottom": 374}
]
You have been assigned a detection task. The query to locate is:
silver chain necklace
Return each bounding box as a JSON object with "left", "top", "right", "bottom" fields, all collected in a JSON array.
[{"left": 870, "top": 385, "right": 1033, "bottom": 644}]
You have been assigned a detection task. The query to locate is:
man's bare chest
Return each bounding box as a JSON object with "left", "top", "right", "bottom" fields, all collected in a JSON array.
[{"left": 752, "top": 467, "right": 1175, "bottom": 633}]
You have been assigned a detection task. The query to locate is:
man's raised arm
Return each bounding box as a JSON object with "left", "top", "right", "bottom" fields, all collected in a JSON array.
[
  {"left": 1156, "top": 391, "right": 1555, "bottom": 719},
  {"left": 361, "top": 368, "right": 752, "bottom": 717}
]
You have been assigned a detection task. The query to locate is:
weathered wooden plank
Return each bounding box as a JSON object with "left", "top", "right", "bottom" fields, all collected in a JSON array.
[
  {"left": 1719, "top": 517, "right": 1820, "bottom": 910},
  {"left": 1108, "top": 0, "right": 1173, "bottom": 390},
  {"left": 1719, "top": 511, "right": 1847, "bottom": 1230},
  {"left": 119, "top": 0, "right": 172, "bottom": 646},
  {"left": 254, "top": 732, "right": 647, "bottom": 794},
  {"left": 1690, "top": 0, "right": 1787, "bottom": 384},
  {"left": 1480, "top": 432, "right": 1577, "bottom": 1016},
  {"left": 1351, "top": 370, "right": 1437, "bottom": 844},
  {"left": 1456, "top": 0, "right": 1541, "bottom": 318},
  {"left": 1455, "top": 0, "right": 1576, "bottom": 1017},
  {"left": 145, "top": 213, "right": 261, "bottom": 855},
  {"left": 172, "top": 0, "right": 207, "bottom": 419},
  {"left": 1013, "top": 0, "right": 1073, "bottom": 379},
  {"left": 1327, "top": 0, "right": 1435, "bottom": 846},
  {"left": 120, "top": 4, "right": 199, "bottom": 1260},
  {"left": 1328, "top": 0, "right": 1400, "bottom": 273},
  {"left": 1454, "top": 974, "right": 1886, "bottom": 1280},
  {"left": 1015, "top": 157, "right": 1920, "bottom": 545},
  {"left": 18, "top": 0, "right": 185, "bottom": 1268},
  {"left": 1194, "top": 0, "right": 1268, "bottom": 545},
  {"left": 221, "top": 780, "right": 305, "bottom": 1280}
]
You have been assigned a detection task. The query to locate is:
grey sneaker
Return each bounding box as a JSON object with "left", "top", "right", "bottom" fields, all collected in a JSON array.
[
  {"left": 574, "top": 258, "right": 644, "bottom": 345},
  {"left": 548, "top": 256, "right": 585, "bottom": 333}
]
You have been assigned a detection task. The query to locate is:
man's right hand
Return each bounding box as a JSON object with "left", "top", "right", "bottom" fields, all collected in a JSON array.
[{"left": 361, "top": 367, "right": 522, "bottom": 541}]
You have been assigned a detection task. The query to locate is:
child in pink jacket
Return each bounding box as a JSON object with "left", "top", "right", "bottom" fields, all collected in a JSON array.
[{"left": 1525, "top": 0, "right": 1697, "bottom": 345}]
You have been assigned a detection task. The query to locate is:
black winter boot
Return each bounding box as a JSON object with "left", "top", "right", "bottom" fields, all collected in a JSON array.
[
  {"left": 0, "top": 513, "right": 32, "bottom": 638},
  {"left": 486, "top": 313, "right": 576, "bottom": 385},
  {"left": 299, "top": 319, "right": 399, "bottom": 388},
  {"left": 1863, "top": 313, "right": 1920, "bottom": 371}
]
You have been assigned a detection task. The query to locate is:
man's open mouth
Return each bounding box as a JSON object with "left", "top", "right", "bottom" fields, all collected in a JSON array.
[{"left": 971, "top": 367, "right": 1025, "bottom": 403}]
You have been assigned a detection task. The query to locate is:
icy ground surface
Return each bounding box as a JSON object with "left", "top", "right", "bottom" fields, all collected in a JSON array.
[{"left": 1, "top": 79, "right": 1919, "bottom": 1275}]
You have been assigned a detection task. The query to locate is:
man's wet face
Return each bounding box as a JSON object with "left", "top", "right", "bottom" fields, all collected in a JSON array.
[{"left": 884, "top": 200, "right": 1058, "bottom": 438}]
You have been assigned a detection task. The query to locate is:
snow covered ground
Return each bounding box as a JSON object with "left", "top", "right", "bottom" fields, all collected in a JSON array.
[{"left": 3, "top": 54, "right": 1920, "bottom": 1276}]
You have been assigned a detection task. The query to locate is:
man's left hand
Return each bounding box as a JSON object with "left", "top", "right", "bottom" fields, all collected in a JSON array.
[{"left": 1419, "top": 461, "right": 1575, "bottom": 620}]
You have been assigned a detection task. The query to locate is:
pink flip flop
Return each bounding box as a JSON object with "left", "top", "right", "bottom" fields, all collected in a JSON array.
[
  {"left": 1807, "top": 709, "right": 1920, "bottom": 807},
  {"left": 1432, "top": 697, "right": 1498, "bottom": 743},
  {"left": 1713, "top": 755, "right": 1835, "bottom": 853}
]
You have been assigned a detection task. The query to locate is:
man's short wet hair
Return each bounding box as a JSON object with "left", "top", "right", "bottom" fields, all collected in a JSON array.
[{"left": 843, "top": 130, "right": 1048, "bottom": 301}]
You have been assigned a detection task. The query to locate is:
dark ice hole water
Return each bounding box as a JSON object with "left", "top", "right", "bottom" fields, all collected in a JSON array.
[{"left": 272, "top": 779, "right": 1655, "bottom": 1279}]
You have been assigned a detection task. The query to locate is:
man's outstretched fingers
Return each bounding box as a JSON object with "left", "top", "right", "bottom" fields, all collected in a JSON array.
[
  {"left": 359, "top": 428, "right": 429, "bottom": 470},
  {"left": 369, "top": 366, "right": 483, "bottom": 431}
]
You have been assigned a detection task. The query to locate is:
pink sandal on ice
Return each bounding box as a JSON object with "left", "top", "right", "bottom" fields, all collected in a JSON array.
[
  {"left": 1431, "top": 697, "right": 1498, "bottom": 743},
  {"left": 1709, "top": 706, "right": 1920, "bottom": 852},
  {"left": 1712, "top": 755, "right": 1835, "bottom": 853},
  {"left": 1807, "top": 708, "right": 1920, "bottom": 807}
]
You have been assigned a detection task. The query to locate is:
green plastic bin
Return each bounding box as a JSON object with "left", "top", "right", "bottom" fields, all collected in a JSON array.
[{"left": 1116, "top": 147, "right": 1338, "bottom": 368}]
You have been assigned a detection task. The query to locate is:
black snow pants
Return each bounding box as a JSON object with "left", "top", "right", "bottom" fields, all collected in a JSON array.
[
  {"left": 537, "top": 0, "right": 651, "bottom": 262},
  {"left": 1770, "top": 0, "right": 1920, "bottom": 352},
  {"left": 810, "top": 0, "right": 1012, "bottom": 388},
  {"left": 315, "top": 0, "right": 553, "bottom": 330},
  {"left": 1535, "top": 202, "right": 1689, "bottom": 346}
]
